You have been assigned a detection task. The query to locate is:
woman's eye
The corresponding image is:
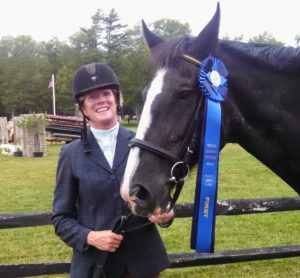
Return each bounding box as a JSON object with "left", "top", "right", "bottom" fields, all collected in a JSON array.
[
  {"left": 88, "top": 95, "right": 96, "bottom": 100},
  {"left": 103, "top": 91, "right": 112, "bottom": 97}
]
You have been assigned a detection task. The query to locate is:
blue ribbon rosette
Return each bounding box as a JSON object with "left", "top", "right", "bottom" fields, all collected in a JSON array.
[
  {"left": 191, "top": 57, "right": 228, "bottom": 253},
  {"left": 198, "top": 57, "right": 228, "bottom": 102}
]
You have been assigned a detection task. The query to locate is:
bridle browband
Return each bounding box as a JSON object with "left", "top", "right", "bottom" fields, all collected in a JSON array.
[{"left": 129, "top": 54, "right": 203, "bottom": 210}]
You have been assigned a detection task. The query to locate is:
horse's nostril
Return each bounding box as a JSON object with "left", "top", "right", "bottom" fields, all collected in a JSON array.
[
  {"left": 137, "top": 187, "right": 149, "bottom": 200},
  {"left": 130, "top": 184, "right": 156, "bottom": 216},
  {"left": 131, "top": 184, "right": 151, "bottom": 201}
]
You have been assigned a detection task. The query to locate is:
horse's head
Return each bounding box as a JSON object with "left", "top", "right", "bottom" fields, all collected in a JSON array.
[{"left": 121, "top": 4, "right": 221, "bottom": 217}]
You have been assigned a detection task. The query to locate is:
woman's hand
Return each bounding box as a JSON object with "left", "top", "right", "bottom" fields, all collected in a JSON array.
[
  {"left": 148, "top": 209, "right": 174, "bottom": 225},
  {"left": 87, "top": 230, "right": 123, "bottom": 252}
]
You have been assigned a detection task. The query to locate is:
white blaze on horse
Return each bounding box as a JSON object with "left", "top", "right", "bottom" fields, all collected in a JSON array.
[{"left": 121, "top": 3, "right": 300, "bottom": 217}]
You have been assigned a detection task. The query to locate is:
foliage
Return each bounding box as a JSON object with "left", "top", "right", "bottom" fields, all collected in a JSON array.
[
  {"left": 16, "top": 113, "right": 48, "bottom": 153},
  {"left": 152, "top": 18, "right": 191, "bottom": 39},
  {"left": 16, "top": 114, "right": 48, "bottom": 132},
  {"left": 2, "top": 146, "right": 11, "bottom": 154},
  {"left": 55, "top": 65, "right": 75, "bottom": 115},
  {"left": 295, "top": 34, "right": 300, "bottom": 47},
  {"left": 0, "top": 35, "right": 52, "bottom": 116},
  {"left": 222, "top": 33, "right": 244, "bottom": 41},
  {"left": 249, "top": 31, "right": 285, "bottom": 46}
]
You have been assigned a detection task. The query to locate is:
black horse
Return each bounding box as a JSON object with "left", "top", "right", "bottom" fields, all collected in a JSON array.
[{"left": 121, "top": 4, "right": 300, "bottom": 217}]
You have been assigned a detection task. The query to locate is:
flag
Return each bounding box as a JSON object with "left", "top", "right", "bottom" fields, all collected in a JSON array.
[{"left": 48, "top": 79, "right": 53, "bottom": 88}]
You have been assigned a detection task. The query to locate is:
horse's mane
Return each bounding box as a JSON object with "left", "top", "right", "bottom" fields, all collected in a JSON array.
[
  {"left": 220, "top": 40, "right": 300, "bottom": 73},
  {"left": 153, "top": 35, "right": 300, "bottom": 73}
]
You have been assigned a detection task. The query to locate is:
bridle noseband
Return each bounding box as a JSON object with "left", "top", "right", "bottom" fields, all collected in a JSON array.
[{"left": 129, "top": 54, "right": 203, "bottom": 210}]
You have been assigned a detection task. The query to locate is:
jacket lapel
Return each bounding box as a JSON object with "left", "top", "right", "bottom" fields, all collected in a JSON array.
[
  {"left": 85, "top": 130, "right": 113, "bottom": 173},
  {"left": 113, "top": 126, "right": 134, "bottom": 171}
]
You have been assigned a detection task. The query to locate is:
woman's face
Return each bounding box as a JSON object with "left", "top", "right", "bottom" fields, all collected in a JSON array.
[{"left": 82, "top": 88, "right": 118, "bottom": 130}]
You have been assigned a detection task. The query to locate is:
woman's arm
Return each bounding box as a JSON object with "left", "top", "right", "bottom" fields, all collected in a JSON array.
[{"left": 52, "top": 146, "right": 91, "bottom": 253}]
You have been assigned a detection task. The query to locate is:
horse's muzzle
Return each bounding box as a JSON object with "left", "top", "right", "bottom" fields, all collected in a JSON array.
[{"left": 128, "top": 184, "right": 156, "bottom": 217}]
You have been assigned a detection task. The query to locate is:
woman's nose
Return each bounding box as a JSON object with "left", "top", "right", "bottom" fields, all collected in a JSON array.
[{"left": 96, "top": 94, "right": 106, "bottom": 102}]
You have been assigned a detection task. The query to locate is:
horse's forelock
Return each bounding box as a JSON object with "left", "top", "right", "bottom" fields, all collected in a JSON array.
[{"left": 152, "top": 36, "right": 192, "bottom": 68}]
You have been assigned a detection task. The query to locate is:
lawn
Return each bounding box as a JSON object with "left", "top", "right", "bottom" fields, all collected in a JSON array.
[{"left": 0, "top": 126, "right": 299, "bottom": 277}]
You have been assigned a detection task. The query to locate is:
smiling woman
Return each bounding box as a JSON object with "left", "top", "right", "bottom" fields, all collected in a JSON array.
[{"left": 51, "top": 62, "right": 174, "bottom": 278}]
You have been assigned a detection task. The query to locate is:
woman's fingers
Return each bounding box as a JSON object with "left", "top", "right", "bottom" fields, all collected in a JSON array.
[
  {"left": 148, "top": 209, "right": 174, "bottom": 224},
  {"left": 87, "top": 230, "right": 123, "bottom": 252}
]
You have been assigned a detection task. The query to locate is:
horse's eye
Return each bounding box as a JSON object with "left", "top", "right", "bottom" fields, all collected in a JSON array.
[
  {"left": 178, "top": 90, "right": 192, "bottom": 99},
  {"left": 170, "top": 135, "right": 179, "bottom": 143}
]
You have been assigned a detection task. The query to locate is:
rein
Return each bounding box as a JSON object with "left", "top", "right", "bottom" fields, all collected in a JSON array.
[
  {"left": 93, "top": 213, "right": 153, "bottom": 278},
  {"left": 129, "top": 54, "right": 203, "bottom": 210}
]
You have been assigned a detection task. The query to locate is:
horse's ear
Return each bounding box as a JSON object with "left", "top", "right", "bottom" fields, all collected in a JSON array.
[
  {"left": 142, "top": 20, "right": 164, "bottom": 49},
  {"left": 189, "top": 3, "right": 220, "bottom": 58}
]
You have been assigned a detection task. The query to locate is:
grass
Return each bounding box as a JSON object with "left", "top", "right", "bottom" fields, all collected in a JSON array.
[{"left": 0, "top": 128, "right": 299, "bottom": 277}]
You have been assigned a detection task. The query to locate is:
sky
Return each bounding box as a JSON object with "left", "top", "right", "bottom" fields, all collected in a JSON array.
[{"left": 0, "top": 0, "right": 298, "bottom": 46}]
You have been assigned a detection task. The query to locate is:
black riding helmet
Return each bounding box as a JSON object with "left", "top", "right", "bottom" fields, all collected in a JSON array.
[
  {"left": 72, "top": 62, "right": 120, "bottom": 101},
  {"left": 72, "top": 63, "right": 121, "bottom": 153}
]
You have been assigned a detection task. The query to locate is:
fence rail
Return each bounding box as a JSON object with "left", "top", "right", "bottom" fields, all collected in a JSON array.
[{"left": 0, "top": 196, "right": 299, "bottom": 277}]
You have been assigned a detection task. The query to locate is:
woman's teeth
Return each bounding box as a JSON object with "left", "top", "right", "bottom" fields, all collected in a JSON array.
[{"left": 96, "top": 107, "right": 108, "bottom": 113}]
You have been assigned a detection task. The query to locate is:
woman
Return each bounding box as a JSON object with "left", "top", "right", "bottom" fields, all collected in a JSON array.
[{"left": 52, "top": 62, "right": 174, "bottom": 278}]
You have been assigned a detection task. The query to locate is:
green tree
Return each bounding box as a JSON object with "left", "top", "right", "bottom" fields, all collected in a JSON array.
[
  {"left": 39, "top": 38, "right": 63, "bottom": 70},
  {"left": 120, "top": 19, "right": 192, "bottom": 117},
  {"left": 0, "top": 8, "right": 199, "bottom": 118},
  {"left": 119, "top": 25, "right": 152, "bottom": 116},
  {"left": 69, "top": 30, "right": 102, "bottom": 64},
  {"left": 249, "top": 31, "right": 284, "bottom": 46},
  {"left": 69, "top": 8, "right": 128, "bottom": 67},
  {"left": 295, "top": 34, "right": 300, "bottom": 47},
  {"left": 55, "top": 65, "right": 75, "bottom": 115},
  {"left": 152, "top": 18, "right": 191, "bottom": 40},
  {"left": 0, "top": 36, "right": 52, "bottom": 116},
  {"left": 222, "top": 34, "right": 244, "bottom": 41},
  {"left": 69, "top": 9, "right": 105, "bottom": 65},
  {"left": 102, "top": 9, "right": 128, "bottom": 54}
]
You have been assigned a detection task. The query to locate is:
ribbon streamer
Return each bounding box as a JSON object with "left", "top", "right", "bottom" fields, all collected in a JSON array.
[{"left": 191, "top": 56, "right": 228, "bottom": 253}]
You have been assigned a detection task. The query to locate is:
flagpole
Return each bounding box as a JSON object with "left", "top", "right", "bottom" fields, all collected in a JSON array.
[{"left": 51, "top": 74, "right": 56, "bottom": 115}]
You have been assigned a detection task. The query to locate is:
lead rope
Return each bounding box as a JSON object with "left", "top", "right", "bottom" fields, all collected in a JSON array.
[
  {"left": 168, "top": 178, "right": 185, "bottom": 212},
  {"left": 92, "top": 213, "right": 153, "bottom": 278}
]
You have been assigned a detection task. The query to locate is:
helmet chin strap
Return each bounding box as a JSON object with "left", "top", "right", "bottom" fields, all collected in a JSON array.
[{"left": 80, "top": 109, "right": 92, "bottom": 153}]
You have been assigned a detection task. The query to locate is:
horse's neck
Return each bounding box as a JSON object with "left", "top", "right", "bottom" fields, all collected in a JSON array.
[{"left": 222, "top": 66, "right": 300, "bottom": 193}]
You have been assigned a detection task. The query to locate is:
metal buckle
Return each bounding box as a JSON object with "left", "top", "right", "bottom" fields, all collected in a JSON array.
[{"left": 170, "top": 161, "right": 190, "bottom": 182}]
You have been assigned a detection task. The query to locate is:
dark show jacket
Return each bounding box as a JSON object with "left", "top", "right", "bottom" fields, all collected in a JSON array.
[{"left": 52, "top": 126, "right": 169, "bottom": 278}]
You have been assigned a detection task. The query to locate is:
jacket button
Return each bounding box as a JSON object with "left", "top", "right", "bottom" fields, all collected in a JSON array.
[
  {"left": 109, "top": 175, "right": 116, "bottom": 180},
  {"left": 113, "top": 192, "right": 119, "bottom": 198},
  {"left": 115, "top": 210, "right": 121, "bottom": 215}
]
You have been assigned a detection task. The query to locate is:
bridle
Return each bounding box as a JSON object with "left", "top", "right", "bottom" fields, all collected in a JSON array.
[
  {"left": 93, "top": 212, "right": 153, "bottom": 278},
  {"left": 130, "top": 54, "right": 204, "bottom": 210}
]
